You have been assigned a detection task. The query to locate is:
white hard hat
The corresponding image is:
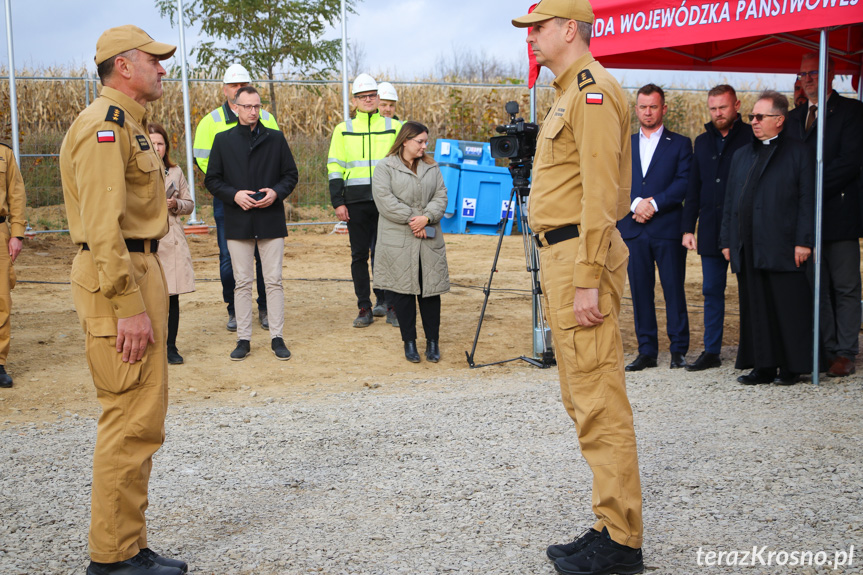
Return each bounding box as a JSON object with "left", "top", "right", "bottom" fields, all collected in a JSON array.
[
  {"left": 352, "top": 73, "right": 377, "bottom": 95},
  {"left": 223, "top": 63, "right": 251, "bottom": 84},
  {"left": 377, "top": 82, "right": 398, "bottom": 102}
]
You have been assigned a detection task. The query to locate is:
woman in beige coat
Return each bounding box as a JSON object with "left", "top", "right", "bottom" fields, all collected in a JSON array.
[
  {"left": 149, "top": 123, "right": 196, "bottom": 365},
  {"left": 372, "top": 121, "right": 449, "bottom": 363}
]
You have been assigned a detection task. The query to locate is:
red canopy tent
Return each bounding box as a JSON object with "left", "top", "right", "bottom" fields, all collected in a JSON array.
[
  {"left": 589, "top": 0, "right": 862, "bottom": 81},
  {"left": 560, "top": 0, "right": 863, "bottom": 383}
]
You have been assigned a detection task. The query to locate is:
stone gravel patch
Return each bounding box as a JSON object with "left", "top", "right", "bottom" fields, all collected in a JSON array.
[{"left": 2, "top": 363, "right": 862, "bottom": 574}]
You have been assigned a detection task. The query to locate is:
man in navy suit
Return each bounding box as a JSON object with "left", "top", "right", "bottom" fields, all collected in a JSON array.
[
  {"left": 619, "top": 84, "right": 692, "bottom": 371},
  {"left": 681, "top": 85, "right": 753, "bottom": 371}
]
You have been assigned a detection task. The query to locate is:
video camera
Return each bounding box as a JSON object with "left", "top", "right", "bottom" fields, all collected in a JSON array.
[{"left": 489, "top": 101, "right": 539, "bottom": 161}]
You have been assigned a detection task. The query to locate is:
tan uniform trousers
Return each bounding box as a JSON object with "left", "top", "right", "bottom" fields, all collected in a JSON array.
[
  {"left": 539, "top": 233, "right": 644, "bottom": 549},
  {"left": 0, "top": 224, "right": 16, "bottom": 365},
  {"left": 71, "top": 246, "right": 169, "bottom": 563}
]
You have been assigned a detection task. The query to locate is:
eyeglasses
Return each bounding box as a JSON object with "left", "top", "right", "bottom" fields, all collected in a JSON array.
[
  {"left": 237, "top": 104, "right": 262, "bottom": 112},
  {"left": 748, "top": 114, "right": 782, "bottom": 122},
  {"left": 411, "top": 138, "right": 429, "bottom": 147},
  {"left": 797, "top": 71, "right": 819, "bottom": 79},
  {"left": 355, "top": 94, "right": 378, "bottom": 101}
]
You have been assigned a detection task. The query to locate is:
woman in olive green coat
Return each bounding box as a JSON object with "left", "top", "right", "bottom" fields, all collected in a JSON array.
[{"left": 372, "top": 121, "right": 450, "bottom": 363}]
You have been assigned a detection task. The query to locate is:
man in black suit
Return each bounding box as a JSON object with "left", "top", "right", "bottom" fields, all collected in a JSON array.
[
  {"left": 618, "top": 84, "right": 692, "bottom": 371},
  {"left": 681, "top": 85, "right": 753, "bottom": 371},
  {"left": 786, "top": 54, "right": 863, "bottom": 378}
]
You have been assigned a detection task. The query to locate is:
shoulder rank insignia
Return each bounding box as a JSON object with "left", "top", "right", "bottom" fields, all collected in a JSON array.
[
  {"left": 135, "top": 135, "right": 151, "bottom": 151},
  {"left": 586, "top": 93, "right": 604, "bottom": 105},
  {"left": 105, "top": 105, "right": 125, "bottom": 127},
  {"left": 577, "top": 69, "right": 596, "bottom": 91}
]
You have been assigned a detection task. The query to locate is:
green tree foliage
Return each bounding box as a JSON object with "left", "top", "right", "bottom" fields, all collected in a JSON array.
[{"left": 155, "top": 0, "right": 356, "bottom": 119}]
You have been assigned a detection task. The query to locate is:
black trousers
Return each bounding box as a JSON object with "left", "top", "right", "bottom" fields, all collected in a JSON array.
[
  {"left": 347, "top": 201, "right": 384, "bottom": 309},
  {"left": 168, "top": 294, "right": 179, "bottom": 349},
  {"left": 391, "top": 292, "right": 441, "bottom": 342},
  {"left": 390, "top": 256, "right": 441, "bottom": 342},
  {"left": 736, "top": 248, "right": 813, "bottom": 374}
]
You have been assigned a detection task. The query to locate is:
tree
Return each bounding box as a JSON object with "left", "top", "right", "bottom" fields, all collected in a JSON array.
[{"left": 156, "top": 0, "right": 357, "bottom": 120}]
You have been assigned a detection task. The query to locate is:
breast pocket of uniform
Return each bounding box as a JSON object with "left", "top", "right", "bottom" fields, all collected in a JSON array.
[
  {"left": 132, "top": 151, "right": 160, "bottom": 199},
  {"left": 0, "top": 160, "right": 6, "bottom": 194},
  {"left": 540, "top": 117, "right": 566, "bottom": 165}
]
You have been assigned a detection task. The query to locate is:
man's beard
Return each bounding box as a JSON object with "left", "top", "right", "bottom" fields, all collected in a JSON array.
[{"left": 712, "top": 116, "right": 733, "bottom": 132}]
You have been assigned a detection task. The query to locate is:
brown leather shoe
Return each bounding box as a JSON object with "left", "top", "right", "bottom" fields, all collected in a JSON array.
[{"left": 827, "top": 356, "right": 856, "bottom": 378}]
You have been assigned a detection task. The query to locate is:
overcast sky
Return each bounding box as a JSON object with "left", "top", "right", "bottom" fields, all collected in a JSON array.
[{"left": 0, "top": 0, "right": 851, "bottom": 92}]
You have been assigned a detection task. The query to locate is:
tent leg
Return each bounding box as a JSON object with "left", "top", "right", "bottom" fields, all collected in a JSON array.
[
  {"left": 811, "top": 29, "right": 829, "bottom": 386},
  {"left": 5, "top": 0, "right": 19, "bottom": 161}
]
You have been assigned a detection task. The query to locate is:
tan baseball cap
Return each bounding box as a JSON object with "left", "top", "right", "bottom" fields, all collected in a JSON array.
[
  {"left": 95, "top": 25, "right": 177, "bottom": 65},
  {"left": 512, "top": 0, "right": 595, "bottom": 28}
]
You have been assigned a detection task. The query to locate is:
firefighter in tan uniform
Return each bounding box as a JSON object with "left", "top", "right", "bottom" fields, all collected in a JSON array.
[
  {"left": 512, "top": 2, "right": 645, "bottom": 574},
  {"left": 0, "top": 142, "right": 26, "bottom": 389},
  {"left": 59, "top": 25, "right": 187, "bottom": 575}
]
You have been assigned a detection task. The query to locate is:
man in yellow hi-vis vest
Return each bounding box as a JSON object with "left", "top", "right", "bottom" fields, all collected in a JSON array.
[{"left": 327, "top": 73, "right": 401, "bottom": 327}]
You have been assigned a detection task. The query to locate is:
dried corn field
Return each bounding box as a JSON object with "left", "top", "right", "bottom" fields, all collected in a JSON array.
[{"left": 1, "top": 68, "right": 772, "bottom": 229}]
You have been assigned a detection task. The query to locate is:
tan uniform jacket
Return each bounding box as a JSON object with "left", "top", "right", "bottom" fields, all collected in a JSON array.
[
  {"left": 0, "top": 143, "right": 27, "bottom": 237},
  {"left": 60, "top": 86, "right": 169, "bottom": 318},
  {"left": 528, "top": 53, "right": 631, "bottom": 289}
]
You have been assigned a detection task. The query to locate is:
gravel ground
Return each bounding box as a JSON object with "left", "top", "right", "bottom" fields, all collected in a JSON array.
[{"left": 2, "top": 357, "right": 862, "bottom": 575}]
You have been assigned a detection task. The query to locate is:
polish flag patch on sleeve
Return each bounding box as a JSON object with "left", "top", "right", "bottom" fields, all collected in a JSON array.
[
  {"left": 586, "top": 93, "right": 603, "bottom": 105},
  {"left": 97, "top": 130, "right": 116, "bottom": 143}
]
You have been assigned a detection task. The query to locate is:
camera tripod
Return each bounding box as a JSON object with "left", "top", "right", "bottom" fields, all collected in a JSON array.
[{"left": 465, "top": 159, "right": 555, "bottom": 369}]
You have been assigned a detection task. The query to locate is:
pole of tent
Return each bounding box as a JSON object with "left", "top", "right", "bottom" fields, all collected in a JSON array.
[
  {"left": 176, "top": 0, "right": 202, "bottom": 224},
  {"left": 812, "top": 29, "right": 828, "bottom": 385},
  {"left": 4, "top": 0, "right": 19, "bottom": 160},
  {"left": 340, "top": 0, "right": 349, "bottom": 122}
]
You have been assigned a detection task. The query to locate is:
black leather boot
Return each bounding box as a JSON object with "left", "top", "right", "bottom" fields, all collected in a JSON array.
[
  {"left": 404, "top": 340, "right": 420, "bottom": 363},
  {"left": 425, "top": 340, "right": 440, "bottom": 363}
]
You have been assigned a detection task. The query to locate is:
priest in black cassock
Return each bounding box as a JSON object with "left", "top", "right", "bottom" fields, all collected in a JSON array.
[{"left": 720, "top": 90, "right": 815, "bottom": 385}]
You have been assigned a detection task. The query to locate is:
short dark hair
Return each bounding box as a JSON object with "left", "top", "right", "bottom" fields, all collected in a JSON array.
[
  {"left": 97, "top": 49, "right": 135, "bottom": 85},
  {"left": 553, "top": 17, "right": 592, "bottom": 47},
  {"left": 757, "top": 90, "right": 789, "bottom": 116},
  {"left": 235, "top": 85, "right": 259, "bottom": 99},
  {"left": 637, "top": 83, "right": 665, "bottom": 104},
  {"left": 707, "top": 84, "right": 737, "bottom": 100}
]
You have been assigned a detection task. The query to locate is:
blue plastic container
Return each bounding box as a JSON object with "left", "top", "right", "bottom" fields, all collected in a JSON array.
[{"left": 432, "top": 139, "right": 514, "bottom": 235}]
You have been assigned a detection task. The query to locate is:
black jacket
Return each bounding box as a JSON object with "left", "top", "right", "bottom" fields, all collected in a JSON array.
[
  {"left": 682, "top": 116, "right": 753, "bottom": 256},
  {"left": 720, "top": 131, "right": 814, "bottom": 274},
  {"left": 785, "top": 90, "right": 863, "bottom": 241},
  {"left": 205, "top": 124, "right": 298, "bottom": 240}
]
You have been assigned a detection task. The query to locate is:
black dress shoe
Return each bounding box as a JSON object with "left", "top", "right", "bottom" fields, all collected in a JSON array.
[
  {"left": 166, "top": 346, "right": 184, "bottom": 365},
  {"left": 686, "top": 351, "right": 721, "bottom": 371},
  {"left": 139, "top": 548, "right": 188, "bottom": 573},
  {"left": 553, "top": 527, "right": 643, "bottom": 575},
  {"left": 737, "top": 368, "right": 775, "bottom": 385},
  {"left": 87, "top": 550, "right": 184, "bottom": 574},
  {"left": 547, "top": 528, "right": 602, "bottom": 562},
  {"left": 670, "top": 352, "right": 687, "bottom": 369},
  {"left": 0, "top": 365, "right": 12, "bottom": 388},
  {"left": 775, "top": 371, "right": 800, "bottom": 385},
  {"left": 425, "top": 340, "right": 440, "bottom": 363},
  {"left": 404, "top": 340, "right": 420, "bottom": 363},
  {"left": 625, "top": 354, "right": 657, "bottom": 372}
]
